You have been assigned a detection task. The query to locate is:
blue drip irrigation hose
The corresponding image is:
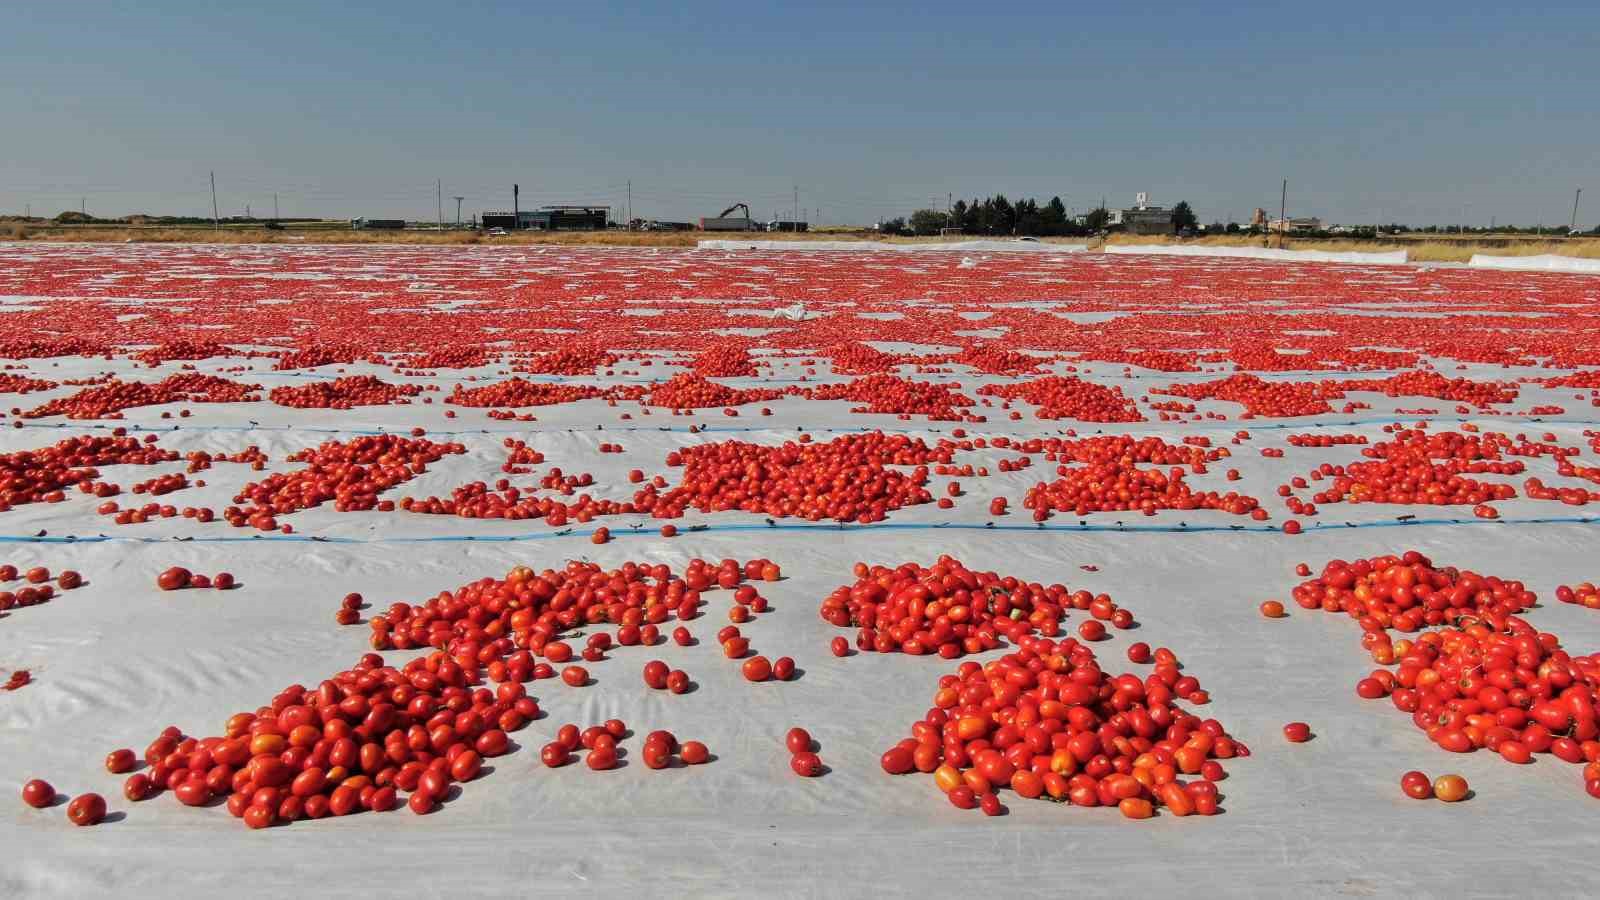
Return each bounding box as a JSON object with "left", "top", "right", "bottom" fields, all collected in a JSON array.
[
  {"left": 2, "top": 514, "right": 1596, "bottom": 545},
  {"left": 7, "top": 413, "right": 1600, "bottom": 438}
]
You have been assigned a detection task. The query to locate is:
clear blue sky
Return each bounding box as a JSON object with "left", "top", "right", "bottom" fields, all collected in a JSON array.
[{"left": 2, "top": 1, "right": 1595, "bottom": 227}]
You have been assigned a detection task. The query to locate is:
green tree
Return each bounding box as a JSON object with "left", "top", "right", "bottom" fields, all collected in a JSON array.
[
  {"left": 1172, "top": 201, "right": 1199, "bottom": 232},
  {"left": 1084, "top": 206, "right": 1110, "bottom": 231},
  {"left": 1042, "top": 197, "right": 1068, "bottom": 235},
  {"left": 909, "top": 209, "right": 949, "bottom": 236}
]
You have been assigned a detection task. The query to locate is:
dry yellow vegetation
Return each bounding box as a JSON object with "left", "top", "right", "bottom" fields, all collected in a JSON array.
[{"left": 4, "top": 222, "right": 1597, "bottom": 263}]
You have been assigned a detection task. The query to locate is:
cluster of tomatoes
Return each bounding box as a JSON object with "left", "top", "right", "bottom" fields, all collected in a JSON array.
[
  {"left": 1, "top": 563, "right": 84, "bottom": 612},
  {"left": 226, "top": 435, "right": 466, "bottom": 529},
  {"left": 131, "top": 339, "right": 237, "bottom": 367},
  {"left": 184, "top": 446, "right": 269, "bottom": 473},
  {"left": 0, "top": 373, "right": 57, "bottom": 394},
  {"left": 689, "top": 346, "right": 759, "bottom": 377},
  {"left": 132, "top": 649, "right": 537, "bottom": 825},
  {"left": 513, "top": 345, "right": 618, "bottom": 375},
  {"left": 808, "top": 374, "right": 975, "bottom": 420},
  {"left": 155, "top": 566, "right": 235, "bottom": 591},
  {"left": 977, "top": 377, "right": 1144, "bottom": 423},
  {"left": 23, "top": 374, "right": 261, "bottom": 420},
  {"left": 643, "top": 433, "right": 941, "bottom": 523},
  {"left": 881, "top": 636, "right": 1243, "bottom": 818},
  {"left": 445, "top": 377, "right": 605, "bottom": 408},
  {"left": 1289, "top": 552, "right": 1600, "bottom": 795},
  {"left": 818, "top": 557, "right": 1128, "bottom": 657},
  {"left": 268, "top": 375, "right": 424, "bottom": 409},
  {"left": 364, "top": 558, "right": 766, "bottom": 659},
  {"left": 541, "top": 721, "right": 709, "bottom": 771},
  {"left": 647, "top": 373, "right": 788, "bottom": 409},
  {"left": 1023, "top": 462, "right": 1263, "bottom": 521},
  {"left": 1555, "top": 582, "right": 1600, "bottom": 610},
  {"left": 400, "top": 479, "right": 632, "bottom": 523},
  {"left": 0, "top": 434, "right": 178, "bottom": 510},
  {"left": 1287, "top": 432, "right": 1368, "bottom": 447},
  {"left": 272, "top": 342, "right": 378, "bottom": 371},
  {"left": 939, "top": 344, "right": 1044, "bottom": 375},
  {"left": 1152, "top": 373, "right": 1341, "bottom": 418},
  {"left": 1292, "top": 426, "right": 1522, "bottom": 507},
  {"left": 1335, "top": 370, "right": 1519, "bottom": 408},
  {"left": 819, "top": 342, "right": 910, "bottom": 374}
]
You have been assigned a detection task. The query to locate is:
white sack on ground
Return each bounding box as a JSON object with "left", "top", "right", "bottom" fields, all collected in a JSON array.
[
  {"left": 1105, "top": 244, "right": 1409, "bottom": 265},
  {"left": 1468, "top": 253, "right": 1600, "bottom": 274},
  {"left": 697, "top": 239, "right": 1090, "bottom": 253}
]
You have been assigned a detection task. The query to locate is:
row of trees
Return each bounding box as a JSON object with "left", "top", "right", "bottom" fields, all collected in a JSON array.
[{"left": 880, "top": 196, "right": 1199, "bottom": 237}]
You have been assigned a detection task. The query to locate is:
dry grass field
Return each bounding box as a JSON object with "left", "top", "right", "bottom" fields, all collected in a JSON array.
[{"left": 3, "top": 220, "right": 1597, "bottom": 262}]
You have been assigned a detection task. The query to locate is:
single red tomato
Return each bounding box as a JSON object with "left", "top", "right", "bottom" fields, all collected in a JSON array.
[
  {"left": 67, "top": 793, "right": 107, "bottom": 826},
  {"left": 790, "top": 752, "right": 823, "bottom": 777}
]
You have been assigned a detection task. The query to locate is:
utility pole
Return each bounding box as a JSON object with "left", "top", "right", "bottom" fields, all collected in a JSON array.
[
  {"left": 81, "top": 197, "right": 86, "bottom": 217},
  {"left": 453, "top": 196, "right": 464, "bottom": 227},
  {"left": 210, "top": 172, "right": 219, "bottom": 230},
  {"left": 794, "top": 185, "right": 799, "bottom": 224},
  {"left": 626, "top": 180, "right": 632, "bottom": 228},
  {"left": 437, "top": 179, "right": 443, "bottom": 231},
  {"left": 1278, "top": 178, "right": 1287, "bottom": 249},
  {"left": 1573, "top": 188, "right": 1583, "bottom": 234}
]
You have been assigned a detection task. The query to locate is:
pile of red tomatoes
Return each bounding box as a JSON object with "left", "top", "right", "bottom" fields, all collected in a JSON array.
[{"left": 881, "top": 636, "right": 1243, "bottom": 818}]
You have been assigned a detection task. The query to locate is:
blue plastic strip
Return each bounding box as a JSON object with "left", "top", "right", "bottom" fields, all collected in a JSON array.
[
  {"left": 7, "top": 413, "right": 1600, "bottom": 438},
  {"left": 1, "top": 514, "right": 1595, "bottom": 545}
]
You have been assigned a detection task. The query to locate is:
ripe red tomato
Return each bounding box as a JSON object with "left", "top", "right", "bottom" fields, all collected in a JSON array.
[
  {"left": 773, "top": 656, "right": 796, "bottom": 680},
  {"left": 666, "top": 670, "right": 690, "bottom": 694},
  {"left": 672, "top": 626, "right": 692, "bottom": 646},
  {"left": 643, "top": 660, "right": 669, "bottom": 689},
  {"left": 561, "top": 665, "right": 589, "bottom": 687},
  {"left": 979, "top": 792, "right": 1004, "bottom": 816},
  {"left": 105, "top": 748, "right": 136, "bottom": 774},
  {"left": 830, "top": 636, "right": 849, "bottom": 657},
  {"left": 948, "top": 786, "right": 977, "bottom": 809},
  {"left": 123, "top": 773, "right": 153, "bottom": 801},
  {"left": 408, "top": 791, "right": 436, "bottom": 815},
  {"left": 243, "top": 804, "right": 275, "bottom": 829},
  {"left": 156, "top": 566, "right": 191, "bottom": 591},
  {"left": 786, "top": 728, "right": 813, "bottom": 754},
  {"left": 1282, "top": 722, "right": 1312, "bottom": 743},
  {"left": 881, "top": 746, "right": 914, "bottom": 774},
  {"left": 1127, "top": 642, "right": 1151, "bottom": 664},
  {"left": 541, "top": 742, "right": 570, "bottom": 768},
  {"left": 790, "top": 752, "right": 823, "bottom": 777},
  {"left": 1400, "top": 770, "right": 1433, "bottom": 799},
  {"left": 585, "top": 747, "right": 617, "bottom": 770},
  {"left": 174, "top": 778, "right": 211, "bottom": 807},
  {"left": 66, "top": 793, "right": 107, "bottom": 826},
  {"left": 21, "top": 779, "right": 55, "bottom": 808},
  {"left": 680, "top": 741, "right": 709, "bottom": 765},
  {"left": 742, "top": 655, "right": 772, "bottom": 682}
]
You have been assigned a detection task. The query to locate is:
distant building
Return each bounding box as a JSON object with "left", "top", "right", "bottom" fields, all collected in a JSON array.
[
  {"left": 351, "top": 218, "right": 406, "bottom": 230},
  {"left": 1270, "top": 217, "right": 1323, "bottom": 234},
  {"left": 1109, "top": 193, "right": 1173, "bottom": 235},
  {"left": 480, "top": 206, "right": 610, "bottom": 231}
]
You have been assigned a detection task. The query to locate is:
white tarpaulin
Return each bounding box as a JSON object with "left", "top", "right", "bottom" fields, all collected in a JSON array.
[
  {"left": 1468, "top": 253, "right": 1600, "bottom": 274},
  {"left": 696, "top": 240, "right": 1090, "bottom": 253},
  {"left": 1106, "top": 244, "right": 1410, "bottom": 265}
]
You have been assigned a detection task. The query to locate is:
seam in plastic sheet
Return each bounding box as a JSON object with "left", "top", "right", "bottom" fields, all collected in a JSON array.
[{"left": 3, "top": 515, "right": 1597, "bottom": 545}]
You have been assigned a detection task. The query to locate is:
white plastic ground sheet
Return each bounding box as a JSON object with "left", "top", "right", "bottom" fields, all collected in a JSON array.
[
  {"left": 696, "top": 239, "right": 1090, "bottom": 253},
  {"left": 3, "top": 243, "right": 1600, "bottom": 899},
  {"left": 1105, "top": 244, "right": 1411, "bottom": 265},
  {"left": 1468, "top": 253, "right": 1600, "bottom": 274}
]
